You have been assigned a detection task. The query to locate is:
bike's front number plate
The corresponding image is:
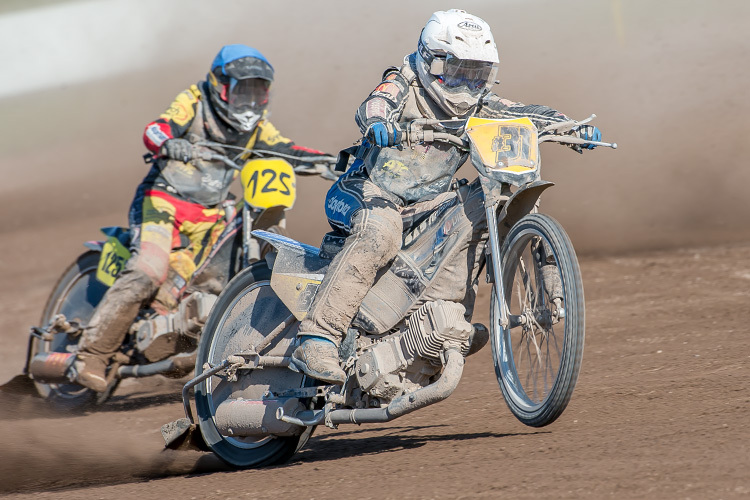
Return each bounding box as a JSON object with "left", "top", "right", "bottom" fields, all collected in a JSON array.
[
  {"left": 241, "top": 158, "right": 297, "bottom": 210},
  {"left": 466, "top": 116, "right": 540, "bottom": 184}
]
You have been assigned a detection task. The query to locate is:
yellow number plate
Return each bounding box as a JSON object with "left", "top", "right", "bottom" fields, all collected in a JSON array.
[
  {"left": 96, "top": 236, "right": 131, "bottom": 287},
  {"left": 240, "top": 158, "right": 297, "bottom": 210},
  {"left": 466, "top": 116, "right": 539, "bottom": 173}
]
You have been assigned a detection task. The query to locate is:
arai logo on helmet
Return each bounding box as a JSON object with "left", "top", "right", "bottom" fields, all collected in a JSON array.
[{"left": 457, "top": 21, "right": 482, "bottom": 32}]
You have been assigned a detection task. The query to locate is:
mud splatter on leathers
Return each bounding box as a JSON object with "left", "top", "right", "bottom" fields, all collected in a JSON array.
[
  {"left": 299, "top": 53, "right": 573, "bottom": 343},
  {"left": 79, "top": 82, "right": 334, "bottom": 360}
]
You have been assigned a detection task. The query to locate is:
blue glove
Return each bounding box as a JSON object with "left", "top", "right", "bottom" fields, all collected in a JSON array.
[
  {"left": 366, "top": 122, "right": 401, "bottom": 147},
  {"left": 576, "top": 125, "right": 602, "bottom": 150}
]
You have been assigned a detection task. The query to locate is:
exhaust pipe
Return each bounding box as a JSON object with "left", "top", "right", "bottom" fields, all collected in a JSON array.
[
  {"left": 329, "top": 349, "right": 465, "bottom": 424},
  {"left": 214, "top": 397, "right": 306, "bottom": 437},
  {"left": 28, "top": 352, "right": 76, "bottom": 384},
  {"left": 279, "top": 349, "right": 465, "bottom": 427},
  {"left": 117, "top": 350, "right": 197, "bottom": 379}
]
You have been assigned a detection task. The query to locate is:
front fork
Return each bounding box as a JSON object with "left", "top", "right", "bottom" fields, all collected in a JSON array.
[
  {"left": 242, "top": 204, "right": 259, "bottom": 268},
  {"left": 482, "top": 177, "right": 511, "bottom": 329},
  {"left": 485, "top": 204, "right": 510, "bottom": 329}
]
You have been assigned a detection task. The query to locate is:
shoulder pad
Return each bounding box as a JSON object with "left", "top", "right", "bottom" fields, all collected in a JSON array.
[
  {"left": 400, "top": 53, "right": 418, "bottom": 85},
  {"left": 189, "top": 84, "right": 202, "bottom": 99},
  {"left": 381, "top": 66, "right": 400, "bottom": 81}
]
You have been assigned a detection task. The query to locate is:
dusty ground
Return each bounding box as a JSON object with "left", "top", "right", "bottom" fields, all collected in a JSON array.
[
  {"left": 1, "top": 242, "right": 748, "bottom": 499},
  {"left": 1, "top": 1, "right": 749, "bottom": 498}
]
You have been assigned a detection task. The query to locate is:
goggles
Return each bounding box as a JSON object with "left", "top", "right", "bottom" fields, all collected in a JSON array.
[
  {"left": 430, "top": 54, "right": 498, "bottom": 91},
  {"left": 226, "top": 78, "right": 270, "bottom": 113}
]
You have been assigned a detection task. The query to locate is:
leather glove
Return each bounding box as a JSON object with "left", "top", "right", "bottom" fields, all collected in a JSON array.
[
  {"left": 366, "top": 121, "right": 402, "bottom": 147},
  {"left": 574, "top": 125, "right": 602, "bottom": 150},
  {"left": 161, "top": 138, "right": 195, "bottom": 163}
]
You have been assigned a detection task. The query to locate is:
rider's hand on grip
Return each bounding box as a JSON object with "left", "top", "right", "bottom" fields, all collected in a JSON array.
[
  {"left": 161, "top": 138, "right": 195, "bottom": 163},
  {"left": 366, "top": 121, "right": 402, "bottom": 147},
  {"left": 574, "top": 125, "right": 602, "bottom": 150}
]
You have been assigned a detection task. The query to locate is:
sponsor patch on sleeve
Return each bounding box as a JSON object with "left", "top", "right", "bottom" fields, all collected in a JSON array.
[{"left": 145, "top": 123, "right": 171, "bottom": 148}]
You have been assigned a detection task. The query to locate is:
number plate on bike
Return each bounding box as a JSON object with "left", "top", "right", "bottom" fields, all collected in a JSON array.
[
  {"left": 96, "top": 236, "right": 131, "bottom": 286},
  {"left": 240, "top": 158, "right": 297, "bottom": 210},
  {"left": 466, "top": 116, "right": 540, "bottom": 185}
]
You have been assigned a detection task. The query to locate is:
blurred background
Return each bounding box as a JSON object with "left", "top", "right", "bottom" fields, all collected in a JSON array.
[
  {"left": 2, "top": 0, "right": 749, "bottom": 251},
  {"left": 0, "top": 0, "right": 749, "bottom": 379}
]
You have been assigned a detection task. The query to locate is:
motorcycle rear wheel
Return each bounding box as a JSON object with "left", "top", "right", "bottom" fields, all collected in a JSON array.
[
  {"left": 491, "top": 213, "right": 585, "bottom": 427},
  {"left": 32, "top": 251, "right": 108, "bottom": 410},
  {"left": 194, "top": 261, "right": 311, "bottom": 468}
]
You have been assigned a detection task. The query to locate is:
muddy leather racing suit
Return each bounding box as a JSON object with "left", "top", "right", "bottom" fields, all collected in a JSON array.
[
  {"left": 299, "top": 53, "right": 573, "bottom": 344},
  {"left": 78, "top": 82, "right": 335, "bottom": 366}
]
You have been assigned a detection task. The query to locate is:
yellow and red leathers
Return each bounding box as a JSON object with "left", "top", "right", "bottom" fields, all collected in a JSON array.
[{"left": 78, "top": 81, "right": 334, "bottom": 366}]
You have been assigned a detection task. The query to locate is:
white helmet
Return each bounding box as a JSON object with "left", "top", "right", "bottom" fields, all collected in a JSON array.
[{"left": 415, "top": 9, "right": 499, "bottom": 117}]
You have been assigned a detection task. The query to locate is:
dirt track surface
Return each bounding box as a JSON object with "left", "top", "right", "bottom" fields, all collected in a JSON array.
[
  {"left": 1, "top": 242, "right": 749, "bottom": 499},
  {"left": 1, "top": 1, "right": 750, "bottom": 498}
]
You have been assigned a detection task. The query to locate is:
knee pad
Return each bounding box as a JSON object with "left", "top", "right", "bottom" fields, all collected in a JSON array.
[{"left": 115, "top": 261, "right": 161, "bottom": 301}]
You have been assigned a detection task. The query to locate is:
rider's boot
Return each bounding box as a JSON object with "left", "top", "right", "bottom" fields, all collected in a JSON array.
[
  {"left": 75, "top": 265, "right": 159, "bottom": 393},
  {"left": 291, "top": 336, "right": 346, "bottom": 385},
  {"left": 73, "top": 353, "right": 108, "bottom": 392}
]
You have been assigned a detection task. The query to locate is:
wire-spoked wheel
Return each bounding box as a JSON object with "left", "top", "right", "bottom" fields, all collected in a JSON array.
[
  {"left": 194, "top": 261, "right": 313, "bottom": 468},
  {"left": 491, "top": 213, "right": 585, "bottom": 427},
  {"left": 32, "top": 251, "right": 108, "bottom": 410}
]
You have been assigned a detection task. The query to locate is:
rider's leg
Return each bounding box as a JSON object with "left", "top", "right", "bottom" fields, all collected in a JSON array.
[
  {"left": 292, "top": 171, "right": 403, "bottom": 384},
  {"left": 75, "top": 261, "right": 161, "bottom": 391},
  {"left": 75, "top": 188, "right": 178, "bottom": 391},
  {"left": 75, "top": 189, "right": 226, "bottom": 392}
]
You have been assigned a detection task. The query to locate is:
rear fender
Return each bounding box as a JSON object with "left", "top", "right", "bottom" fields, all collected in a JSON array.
[{"left": 84, "top": 226, "right": 131, "bottom": 251}]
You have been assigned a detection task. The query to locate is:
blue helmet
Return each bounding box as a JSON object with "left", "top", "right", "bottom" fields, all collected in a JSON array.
[{"left": 207, "top": 44, "right": 274, "bottom": 132}]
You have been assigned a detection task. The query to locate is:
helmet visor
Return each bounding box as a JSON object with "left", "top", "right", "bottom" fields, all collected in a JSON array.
[
  {"left": 227, "top": 78, "right": 270, "bottom": 114},
  {"left": 440, "top": 54, "right": 497, "bottom": 91}
]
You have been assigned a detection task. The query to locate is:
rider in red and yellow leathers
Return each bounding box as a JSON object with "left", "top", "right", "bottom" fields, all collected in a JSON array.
[{"left": 75, "top": 45, "right": 337, "bottom": 392}]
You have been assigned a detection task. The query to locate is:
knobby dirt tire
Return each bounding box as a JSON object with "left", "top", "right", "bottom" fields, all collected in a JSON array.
[
  {"left": 491, "top": 213, "right": 585, "bottom": 427},
  {"left": 194, "top": 261, "right": 310, "bottom": 468}
]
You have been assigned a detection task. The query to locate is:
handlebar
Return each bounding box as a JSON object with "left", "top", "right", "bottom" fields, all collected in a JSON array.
[
  {"left": 539, "top": 114, "right": 617, "bottom": 149},
  {"left": 399, "top": 114, "right": 617, "bottom": 150},
  {"left": 196, "top": 151, "right": 243, "bottom": 170},
  {"left": 191, "top": 140, "right": 340, "bottom": 180},
  {"left": 401, "top": 119, "right": 470, "bottom": 149}
]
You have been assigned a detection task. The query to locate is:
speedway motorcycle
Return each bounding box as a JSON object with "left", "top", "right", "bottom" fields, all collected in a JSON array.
[
  {"left": 19, "top": 143, "right": 332, "bottom": 409},
  {"left": 163, "top": 115, "right": 616, "bottom": 466}
]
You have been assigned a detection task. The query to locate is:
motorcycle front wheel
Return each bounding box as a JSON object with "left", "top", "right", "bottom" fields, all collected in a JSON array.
[
  {"left": 32, "top": 251, "right": 108, "bottom": 410},
  {"left": 491, "top": 213, "right": 585, "bottom": 427},
  {"left": 194, "top": 261, "right": 312, "bottom": 468}
]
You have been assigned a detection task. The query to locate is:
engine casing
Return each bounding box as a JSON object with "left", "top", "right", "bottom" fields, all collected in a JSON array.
[
  {"left": 354, "top": 300, "right": 473, "bottom": 403},
  {"left": 135, "top": 292, "right": 217, "bottom": 361}
]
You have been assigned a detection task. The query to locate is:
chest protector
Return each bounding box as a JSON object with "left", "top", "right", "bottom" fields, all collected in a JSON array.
[
  {"left": 158, "top": 96, "right": 257, "bottom": 207},
  {"left": 365, "top": 56, "right": 469, "bottom": 205}
]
